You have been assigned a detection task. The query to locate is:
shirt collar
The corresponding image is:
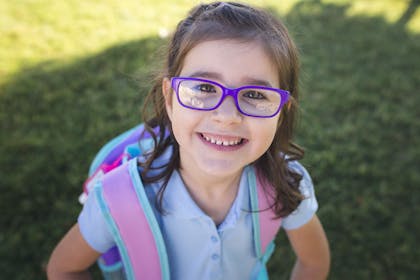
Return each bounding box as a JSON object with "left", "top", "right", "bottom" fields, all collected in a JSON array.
[{"left": 161, "top": 168, "right": 251, "bottom": 227}]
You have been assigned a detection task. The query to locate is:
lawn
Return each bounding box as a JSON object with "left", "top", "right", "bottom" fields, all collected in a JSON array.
[{"left": 1, "top": 0, "right": 419, "bottom": 279}]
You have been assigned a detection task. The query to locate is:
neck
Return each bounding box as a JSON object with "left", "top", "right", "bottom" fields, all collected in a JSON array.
[
  {"left": 180, "top": 167, "right": 242, "bottom": 194},
  {"left": 178, "top": 167, "right": 243, "bottom": 225}
]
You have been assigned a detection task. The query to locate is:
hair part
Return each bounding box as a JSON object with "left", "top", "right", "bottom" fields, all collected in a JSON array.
[{"left": 140, "top": 1, "right": 304, "bottom": 217}]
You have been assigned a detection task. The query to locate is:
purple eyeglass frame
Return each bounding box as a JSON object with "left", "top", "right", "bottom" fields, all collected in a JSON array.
[{"left": 171, "top": 77, "right": 290, "bottom": 118}]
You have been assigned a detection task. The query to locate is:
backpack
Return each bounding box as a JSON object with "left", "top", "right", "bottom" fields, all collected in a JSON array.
[{"left": 80, "top": 123, "right": 282, "bottom": 280}]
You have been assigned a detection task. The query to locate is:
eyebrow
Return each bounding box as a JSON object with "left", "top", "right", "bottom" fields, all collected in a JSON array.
[
  {"left": 188, "top": 71, "right": 221, "bottom": 80},
  {"left": 186, "top": 71, "right": 275, "bottom": 88},
  {"left": 243, "top": 78, "right": 274, "bottom": 88}
]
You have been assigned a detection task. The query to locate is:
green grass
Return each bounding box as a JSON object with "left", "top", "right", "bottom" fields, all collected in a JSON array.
[{"left": 1, "top": 0, "right": 419, "bottom": 279}]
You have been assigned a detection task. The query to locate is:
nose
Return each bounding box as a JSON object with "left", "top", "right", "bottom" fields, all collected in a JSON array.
[{"left": 211, "top": 95, "right": 242, "bottom": 124}]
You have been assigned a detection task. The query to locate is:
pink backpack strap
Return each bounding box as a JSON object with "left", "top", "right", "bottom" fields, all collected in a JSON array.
[
  {"left": 96, "top": 159, "right": 170, "bottom": 280},
  {"left": 247, "top": 166, "right": 282, "bottom": 259}
]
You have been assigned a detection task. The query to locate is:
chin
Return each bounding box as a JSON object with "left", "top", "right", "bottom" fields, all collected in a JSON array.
[{"left": 198, "top": 159, "right": 244, "bottom": 177}]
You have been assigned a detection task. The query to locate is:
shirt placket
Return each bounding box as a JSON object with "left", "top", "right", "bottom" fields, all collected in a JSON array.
[{"left": 205, "top": 217, "right": 223, "bottom": 279}]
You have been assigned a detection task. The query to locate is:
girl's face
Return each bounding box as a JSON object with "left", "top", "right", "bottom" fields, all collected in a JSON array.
[{"left": 164, "top": 39, "right": 280, "bottom": 180}]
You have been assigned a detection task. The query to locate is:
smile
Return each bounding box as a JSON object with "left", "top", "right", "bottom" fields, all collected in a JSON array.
[{"left": 200, "top": 133, "right": 244, "bottom": 146}]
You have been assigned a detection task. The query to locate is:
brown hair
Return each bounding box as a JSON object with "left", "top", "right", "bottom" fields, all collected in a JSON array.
[{"left": 140, "top": 1, "right": 304, "bottom": 217}]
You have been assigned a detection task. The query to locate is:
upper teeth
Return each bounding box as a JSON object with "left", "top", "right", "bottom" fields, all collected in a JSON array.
[{"left": 203, "top": 135, "right": 241, "bottom": 146}]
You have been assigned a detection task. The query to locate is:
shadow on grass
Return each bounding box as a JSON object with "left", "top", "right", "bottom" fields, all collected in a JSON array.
[
  {"left": 0, "top": 35, "right": 166, "bottom": 278},
  {"left": 0, "top": 1, "right": 419, "bottom": 279},
  {"left": 268, "top": 2, "right": 420, "bottom": 280}
]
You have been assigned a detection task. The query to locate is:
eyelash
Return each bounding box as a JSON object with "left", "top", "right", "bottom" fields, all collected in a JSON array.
[
  {"left": 196, "top": 84, "right": 217, "bottom": 92},
  {"left": 243, "top": 91, "right": 266, "bottom": 100}
]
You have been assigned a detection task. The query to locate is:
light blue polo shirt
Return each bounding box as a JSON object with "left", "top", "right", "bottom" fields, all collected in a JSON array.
[{"left": 78, "top": 159, "right": 318, "bottom": 279}]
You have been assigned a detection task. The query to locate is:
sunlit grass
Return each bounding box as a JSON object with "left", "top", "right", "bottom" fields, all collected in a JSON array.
[
  {"left": 0, "top": 0, "right": 420, "bottom": 82},
  {"left": 345, "top": 0, "right": 407, "bottom": 21},
  {"left": 3, "top": 0, "right": 418, "bottom": 84},
  {"left": 0, "top": 0, "right": 194, "bottom": 82},
  {"left": 344, "top": 0, "right": 420, "bottom": 32}
]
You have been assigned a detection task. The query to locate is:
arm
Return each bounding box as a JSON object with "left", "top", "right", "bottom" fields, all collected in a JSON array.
[
  {"left": 47, "top": 223, "right": 101, "bottom": 280},
  {"left": 286, "top": 215, "right": 330, "bottom": 280}
]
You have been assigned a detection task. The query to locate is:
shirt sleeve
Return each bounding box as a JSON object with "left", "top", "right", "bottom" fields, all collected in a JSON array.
[
  {"left": 281, "top": 161, "right": 318, "bottom": 230},
  {"left": 78, "top": 189, "right": 115, "bottom": 253}
]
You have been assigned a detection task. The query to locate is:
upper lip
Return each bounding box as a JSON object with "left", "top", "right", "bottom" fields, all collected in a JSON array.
[{"left": 198, "top": 132, "right": 246, "bottom": 140}]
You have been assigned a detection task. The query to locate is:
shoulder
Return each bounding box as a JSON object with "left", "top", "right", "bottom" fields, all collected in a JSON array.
[
  {"left": 287, "top": 160, "right": 314, "bottom": 198},
  {"left": 282, "top": 160, "right": 318, "bottom": 230},
  {"left": 138, "top": 144, "right": 173, "bottom": 177},
  {"left": 78, "top": 188, "right": 114, "bottom": 253},
  {"left": 288, "top": 160, "right": 312, "bottom": 182}
]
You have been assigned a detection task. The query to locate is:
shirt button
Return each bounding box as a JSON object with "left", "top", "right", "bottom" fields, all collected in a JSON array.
[
  {"left": 211, "top": 236, "right": 218, "bottom": 243},
  {"left": 211, "top": 253, "right": 220, "bottom": 261}
]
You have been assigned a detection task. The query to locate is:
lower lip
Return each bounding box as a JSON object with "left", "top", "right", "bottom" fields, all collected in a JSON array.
[{"left": 197, "top": 133, "right": 247, "bottom": 151}]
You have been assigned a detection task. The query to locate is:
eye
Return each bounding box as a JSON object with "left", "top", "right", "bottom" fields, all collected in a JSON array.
[
  {"left": 194, "top": 83, "right": 217, "bottom": 93},
  {"left": 243, "top": 90, "right": 266, "bottom": 100}
]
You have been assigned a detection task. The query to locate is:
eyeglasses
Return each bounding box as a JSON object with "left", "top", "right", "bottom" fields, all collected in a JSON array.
[{"left": 171, "top": 77, "right": 290, "bottom": 118}]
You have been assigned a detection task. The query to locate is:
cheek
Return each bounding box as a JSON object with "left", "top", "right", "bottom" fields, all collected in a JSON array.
[
  {"left": 165, "top": 94, "right": 174, "bottom": 123},
  {"left": 264, "top": 128, "right": 278, "bottom": 147},
  {"left": 169, "top": 102, "right": 197, "bottom": 139},
  {"left": 256, "top": 118, "right": 279, "bottom": 148},
  {"left": 169, "top": 105, "right": 183, "bottom": 137},
  {"left": 263, "top": 116, "right": 279, "bottom": 136},
  {"left": 167, "top": 93, "right": 188, "bottom": 129}
]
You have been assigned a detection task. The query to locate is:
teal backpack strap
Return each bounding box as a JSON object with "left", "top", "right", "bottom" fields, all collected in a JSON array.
[
  {"left": 96, "top": 159, "right": 170, "bottom": 280},
  {"left": 247, "top": 166, "right": 282, "bottom": 279},
  {"left": 80, "top": 123, "right": 165, "bottom": 279},
  {"left": 89, "top": 123, "right": 145, "bottom": 176}
]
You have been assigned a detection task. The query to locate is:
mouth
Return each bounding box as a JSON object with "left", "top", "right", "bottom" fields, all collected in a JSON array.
[{"left": 199, "top": 133, "right": 246, "bottom": 147}]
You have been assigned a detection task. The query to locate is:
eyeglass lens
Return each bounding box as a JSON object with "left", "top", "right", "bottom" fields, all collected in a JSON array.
[{"left": 177, "top": 79, "right": 282, "bottom": 117}]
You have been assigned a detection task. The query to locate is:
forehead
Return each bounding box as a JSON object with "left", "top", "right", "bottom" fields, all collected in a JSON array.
[{"left": 179, "top": 39, "right": 279, "bottom": 88}]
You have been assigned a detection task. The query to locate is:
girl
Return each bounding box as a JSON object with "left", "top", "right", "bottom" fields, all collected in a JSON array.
[{"left": 47, "top": 2, "right": 330, "bottom": 279}]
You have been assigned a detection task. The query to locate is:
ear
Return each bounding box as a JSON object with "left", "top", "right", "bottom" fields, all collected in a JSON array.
[{"left": 162, "top": 77, "right": 173, "bottom": 121}]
